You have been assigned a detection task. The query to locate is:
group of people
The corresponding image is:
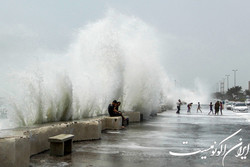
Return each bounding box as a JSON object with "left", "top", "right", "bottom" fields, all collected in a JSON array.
[
  {"left": 108, "top": 100, "right": 128, "bottom": 127},
  {"left": 208, "top": 101, "right": 223, "bottom": 115},
  {"left": 176, "top": 99, "right": 224, "bottom": 115},
  {"left": 176, "top": 100, "right": 200, "bottom": 114}
]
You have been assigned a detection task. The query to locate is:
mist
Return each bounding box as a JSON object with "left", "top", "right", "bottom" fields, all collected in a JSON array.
[{"left": 0, "top": 9, "right": 211, "bottom": 129}]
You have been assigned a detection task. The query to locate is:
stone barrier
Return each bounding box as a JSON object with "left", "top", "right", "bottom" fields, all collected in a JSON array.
[
  {"left": 0, "top": 113, "right": 141, "bottom": 166},
  {"left": 123, "top": 112, "right": 141, "bottom": 123},
  {"left": 24, "top": 119, "right": 102, "bottom": 156},
  {"left": 100, "top": 117, "right": 106, "bottom": 131},
  {"left": 104, "top": 117, "right": 122, "bottom": 130},
  {"left": 69, "top": 120, "right": 101, "bottom": 141},
  {"left": 0, "top": 136, "right": 30, "bottom": 167}
]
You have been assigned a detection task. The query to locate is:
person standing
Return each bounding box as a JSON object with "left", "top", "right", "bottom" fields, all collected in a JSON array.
[
  {"left": 197, "top": 102, "right": 202, "bottom": 113},
  {"left": 219, "top": 101, "right": 223, "bottom": 115},
  {"left": 214, "top": 101, "right": 220, "bottom": 115},
  {"left": 208, "top": 102, "right": 214, "bottom": 115},
  {"left": 176, "top": 99, "right": 182, "bottom": 114},
  {"left": 187, "top": 103, "right": 193, "bottom": 113}
]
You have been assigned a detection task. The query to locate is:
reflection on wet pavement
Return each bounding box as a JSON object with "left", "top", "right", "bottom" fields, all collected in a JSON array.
[{"left": 30, "top": 109, "right": 250, "bottom": 167}]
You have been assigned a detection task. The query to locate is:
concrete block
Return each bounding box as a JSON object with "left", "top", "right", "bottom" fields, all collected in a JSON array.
[
  {"left": 24, "top": 124, "right": 68, "bottom": 156},
  {"left": 0, "top": 113, "right": 143, "bottom": 166},
  {"left": 100, "top": 117, "right": 106, "bottom": 131},
  {"left": 0, "top": 136, "right": 30, "bottom": 167},
  {"left": 24, "top": 119, "right": 102, "bottom": 156},
  {"left": 0, "top": 138, "right": 15, "bottom": 167},
  {"left": 123, "top": 112, "right": 141, "bottom": 123},
  {"left": 15, "top": 137, "right": 30, "bottom": 167},
  {"left": 70, "top": 120, "right": 101, "bottom": 141},
  {"left": 105, "top": 117, "right": 122, "bottom": 130}
]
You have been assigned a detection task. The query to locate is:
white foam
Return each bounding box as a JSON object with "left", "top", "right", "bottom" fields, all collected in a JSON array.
[{"left": 0, "top": 9, "right": 210, "bottom": 128}]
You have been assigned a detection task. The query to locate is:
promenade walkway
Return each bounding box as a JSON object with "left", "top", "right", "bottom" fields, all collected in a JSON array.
[{"left": 30, "top": 108, "right": 250, "bottom": 167}]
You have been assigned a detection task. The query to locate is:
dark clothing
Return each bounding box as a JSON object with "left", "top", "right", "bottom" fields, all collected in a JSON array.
[
  {"left": 215, "top": 102, "right": 220, "bottom": 115},
  {"left": 209, "top": 104, "right": 213, "bottom": 110},
  {"left": 176, "top": 101, "right": 181, "bottom": 114},
  {"left": 215, "top": 102, "right": 220, "bottom": 109},
  {"left": 187, "top": 104, "right": 191, "bottom": 112},
  {"left": 176, "top": 106, "right": 180, "bottom": 114},
  {"left": 108, "top": 104, "right": 115, "bottom": 116},
  {"left": 112, "top": 112, "right": 123, "bottom": 117},
  {"left": 108, "top": 104, "right": 127, "bottom": 126},
  {"left": 208, "top": 104, "right": 213, "bottom": 115}
]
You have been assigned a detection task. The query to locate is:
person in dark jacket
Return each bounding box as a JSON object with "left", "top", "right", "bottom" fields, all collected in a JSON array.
[
  {"left": 108, "top": 100, "right": 117, "bottom": 116},
  {"left": 214, "top": 101, "right": 220, "bottom": 115},
  {"left": 208, "top": 102, "right": 214, "bottom": 115},
  {"left": 187, "top": 103, "right": 193, "bottom": 113},
  {"left": 108, "top": 100, "right": 127, "bottom": 126}
]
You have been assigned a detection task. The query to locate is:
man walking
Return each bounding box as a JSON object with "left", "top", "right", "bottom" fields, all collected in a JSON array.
[
  {"left": 197, "top": 102, "right": 202, "bottom": 113},
  {"left": 208, "top": 102, "right": 214, "bottom": 115},
  {"left": 176, "top": 99, "right": 182, "bottom": 114}
]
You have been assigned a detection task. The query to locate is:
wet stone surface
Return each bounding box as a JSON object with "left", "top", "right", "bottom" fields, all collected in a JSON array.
[{"left": 30, "top": 108, "right": 250, "bottom": 167}]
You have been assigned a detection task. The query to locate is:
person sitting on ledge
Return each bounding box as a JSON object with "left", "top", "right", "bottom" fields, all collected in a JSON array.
[
  {"left": 116, "top": 101, "right": 121, "bottom": 111},
  {"left": 108, "top": 100, "right": 128, "bottom": 126},
  {"left": 108, "top": 100, "right": 117, "bottom": 116}
]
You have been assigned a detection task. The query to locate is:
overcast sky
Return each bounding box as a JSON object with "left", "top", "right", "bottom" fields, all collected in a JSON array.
[{"left": 0, "top": 0, "right": 250, "bottom": 91}]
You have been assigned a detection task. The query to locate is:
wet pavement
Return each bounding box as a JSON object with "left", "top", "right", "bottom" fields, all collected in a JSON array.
[{"left": 30, "top": 108, "right": 250, "bottom": 167}]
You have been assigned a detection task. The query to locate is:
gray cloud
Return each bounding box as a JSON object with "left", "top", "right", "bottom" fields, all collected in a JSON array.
[{"left": 0, "top": 0, "right": 250, "bottom": 90}]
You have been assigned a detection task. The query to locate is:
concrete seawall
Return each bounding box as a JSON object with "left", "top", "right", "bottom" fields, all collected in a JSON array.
[
  {"left": 24, "top": 120, "right": 102, "bottom": 156},
  {"left": 0, "top": 136, "right": 30, "bottom": 167},
  {"left": 0, "top": 112, "right": 142, "bottom": 167}
]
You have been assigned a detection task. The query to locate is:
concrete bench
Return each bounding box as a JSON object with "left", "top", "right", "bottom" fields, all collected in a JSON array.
[{"left": 48, "top": 134, "right": 74, "bottom": 156}]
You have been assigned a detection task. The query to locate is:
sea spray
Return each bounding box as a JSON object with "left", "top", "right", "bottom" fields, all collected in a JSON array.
[
  {"left": 68, "top": 10, "right": 166, "bottom": 118},
  {"left": 1, "top": 10, "right": 210, "bottom": 128}
]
